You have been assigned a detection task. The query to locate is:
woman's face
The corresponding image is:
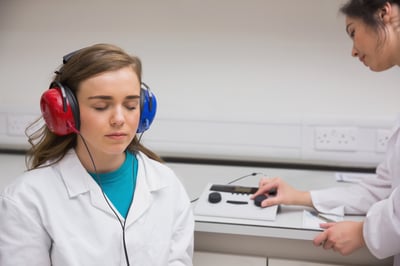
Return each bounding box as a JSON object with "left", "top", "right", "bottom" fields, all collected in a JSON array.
[
  {"left": 76, "top": 66, "right": 141, "bottom": 158},
  {"left": 345, "top": 16, "right": 396, "bottom": 72}
]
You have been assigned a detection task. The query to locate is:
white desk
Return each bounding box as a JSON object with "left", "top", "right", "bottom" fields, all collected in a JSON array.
[{"left": 167, "top": 162, "right": 394, "bottom": 266}]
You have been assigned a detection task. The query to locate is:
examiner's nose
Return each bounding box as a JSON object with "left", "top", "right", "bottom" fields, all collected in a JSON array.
[{"left": 351, "top": 46, "right": 358, "bottom": 57}]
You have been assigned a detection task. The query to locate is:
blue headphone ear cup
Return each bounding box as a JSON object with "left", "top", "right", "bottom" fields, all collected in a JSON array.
[{"left": 137, "top": 83, "right": 157, "bottom": 133}]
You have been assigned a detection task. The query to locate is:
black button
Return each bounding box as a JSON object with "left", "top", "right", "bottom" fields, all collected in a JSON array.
[
  {"left": 254, "top": 194, "right": 268, "bottom": 207},
  {"left": 208, "top": 192, "right": 222, "bottom": 203}
]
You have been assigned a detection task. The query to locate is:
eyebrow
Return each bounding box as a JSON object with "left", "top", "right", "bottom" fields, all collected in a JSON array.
[{"left": 88, "top": 95, "right": 140, "bottom": 100}]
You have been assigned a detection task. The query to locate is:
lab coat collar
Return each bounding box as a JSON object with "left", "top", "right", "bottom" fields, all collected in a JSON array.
[
  {"left": 58, "top": 149, "right": 95, "bottom": 198},
  {"left": 57, "top": 150, "right": 113, "bottom": 216},
  {"left": 58, "top": 150, "right": 168, "bottom": 195},
  {"left": 136, "top": 152, "right": 169, "bottom": 192},
  {"left": 57, "top": 149, "right": 169, "bottom": 224}
]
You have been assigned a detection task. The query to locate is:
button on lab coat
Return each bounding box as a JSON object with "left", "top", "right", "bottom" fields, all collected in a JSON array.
[
  {"left": 311, "top": 124, "right": 400, "bottom": 265},
  {"left": 0, "top": 150, "right": 194, "bottom": 266}
]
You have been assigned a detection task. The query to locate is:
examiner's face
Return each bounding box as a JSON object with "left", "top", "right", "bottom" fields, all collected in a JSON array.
[
  {"left": 345, "top": 16, "right": 395, "bottom": 72},
  {"left": 76, "top": 66, "right": 141, "bottom": 158}
]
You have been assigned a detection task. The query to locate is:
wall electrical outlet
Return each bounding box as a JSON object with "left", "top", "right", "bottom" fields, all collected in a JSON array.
[
  {"left": 376, "top": 129, "right": 392, "bottom": 153},
  {"left": 7, "top": 114, "right": 38, "bottom": 136},
  {"left": 314, "top": 126, "right": 358, "bottom": 151}
]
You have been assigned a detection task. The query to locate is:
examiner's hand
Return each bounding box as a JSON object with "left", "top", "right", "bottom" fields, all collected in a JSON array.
[
  {"left": 251, "top": 177, "right": 313, "bottom": 207},
  {"left": 313, "top": 221, "right": 365, "bottom": 256}
]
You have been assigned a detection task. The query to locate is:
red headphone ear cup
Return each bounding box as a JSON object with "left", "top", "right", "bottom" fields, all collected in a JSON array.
[{"left": 40, "top": 87, "right": 77, "bottom": 135}]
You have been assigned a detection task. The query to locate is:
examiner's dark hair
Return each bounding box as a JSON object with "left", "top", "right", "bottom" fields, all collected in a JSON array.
[{"left": 340, "top": 0, "right": 400, "bottom": 30}]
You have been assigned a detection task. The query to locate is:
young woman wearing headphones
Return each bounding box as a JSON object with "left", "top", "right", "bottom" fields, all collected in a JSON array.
[{"left": 0, "top": 43, "right": 194, "bottom": 266}]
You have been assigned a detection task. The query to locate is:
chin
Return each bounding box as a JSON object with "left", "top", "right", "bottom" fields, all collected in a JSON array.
[
  {"left": 369, "top": 62, "right": 395, "bottom": 72},
  {"left": 107, "top": 145, "right": 130, "bottom": 155},
  {"left": 369, "top": 66, "right": 382, "bottom": 72}
]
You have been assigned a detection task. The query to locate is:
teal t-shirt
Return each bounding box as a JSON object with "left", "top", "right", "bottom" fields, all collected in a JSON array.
[{"left": 89, "top": 152, "right": 138, "bottom": 219}]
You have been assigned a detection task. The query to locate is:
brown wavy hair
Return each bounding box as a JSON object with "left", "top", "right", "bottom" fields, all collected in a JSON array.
[{"left": 26, "top": 43, "right": 162, "bottom": 170}]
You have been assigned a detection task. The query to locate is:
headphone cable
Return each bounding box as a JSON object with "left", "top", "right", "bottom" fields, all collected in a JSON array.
[{"left": 77, "top": 132, "right": 132, "bottom": 266}]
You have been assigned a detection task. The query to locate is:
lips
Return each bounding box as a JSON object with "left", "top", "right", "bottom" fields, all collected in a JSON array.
[
  {"left": 106, "top": 132, "right": 127, "bottom": 140},
  {"left": 107, "top": 132, "right": 126, "bottom": 136}
]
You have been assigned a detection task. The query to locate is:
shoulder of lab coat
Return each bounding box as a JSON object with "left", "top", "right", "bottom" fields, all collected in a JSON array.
[{"left": 0, "top": 153, "right": 77, "bottom": 266}]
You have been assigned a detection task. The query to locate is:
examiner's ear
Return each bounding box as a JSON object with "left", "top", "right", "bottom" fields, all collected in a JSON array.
[{"left": 379, "top": 2, "right": 392, "bottom": 23}]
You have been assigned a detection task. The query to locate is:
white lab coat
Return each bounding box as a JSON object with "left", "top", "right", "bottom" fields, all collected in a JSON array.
[
  {"left": 0, "top": 150, "right": 194, "bottom": 266},
  {"left": 311, "top": 124, "right": 400, "bottom": 266}
]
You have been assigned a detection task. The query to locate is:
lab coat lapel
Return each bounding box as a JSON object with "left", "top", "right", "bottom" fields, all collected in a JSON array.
[
  {"left": 88, "top": 181, "right": 122, "bottom": 218},
  {"left": 125, "top": 152, "right": 167, "bottom": 227},
  {"left": 125, "top": 168, "right": 152, "bottom": 226},
  {"left": 59, "top": 150, "right": 122, "bottom": 217}
]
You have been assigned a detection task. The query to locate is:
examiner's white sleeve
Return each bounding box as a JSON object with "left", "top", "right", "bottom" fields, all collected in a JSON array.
[
  {"left": 310, "top": 169, "right": 392, "bottom": 215},
  {"left": 363, "top": 186, "right": 400, "bottom": 259}
]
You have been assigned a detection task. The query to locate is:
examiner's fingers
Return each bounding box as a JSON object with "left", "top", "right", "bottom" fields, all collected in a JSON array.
[
  {"left": 319, "top": 223, "right": 336, "bottom": 229},
  {"left": 322, "top": 240, "right": 335, "bottom": 250},
  {"left": 313, "top": 231, "right": 328, "bottom": 247},
  {"left": 261, "top": 197, "right": 279, "bottom": 208},
  {"left": 258, "top": 177, "right": 270, "bottom": 187},
  {"left": 251, "top": 182, "right": 275, "bottom": 199}
]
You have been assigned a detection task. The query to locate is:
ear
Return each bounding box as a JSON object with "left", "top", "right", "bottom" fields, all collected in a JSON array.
[{"left": 379, "top": 2, "right": 392, "bottom": 24}]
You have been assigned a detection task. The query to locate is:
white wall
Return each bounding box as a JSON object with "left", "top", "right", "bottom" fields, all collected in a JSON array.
[
  {"left": 1, "top": 0, "right": 399, "bottom": 166},
  {"left": 1, "top": 0, "right": 400, "bottom": 119}
]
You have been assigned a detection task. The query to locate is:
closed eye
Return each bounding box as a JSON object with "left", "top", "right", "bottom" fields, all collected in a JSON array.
[
  {"left": 93, "top": 104, "right": 108, "bottom": 111},
  {"left": 125, "top": 99, "right": 140, "bottom": 110},
  {"left": 126, "top": 105, "right": 138, "bottom": 110}
]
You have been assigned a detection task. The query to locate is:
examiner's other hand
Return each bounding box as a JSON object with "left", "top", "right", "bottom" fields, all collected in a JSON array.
[
  {"left": 251, "top": 177, "right": 312, "bottom": 207},
  {"left": 313, "top": 221, "right": 365, "bottom": 256}
]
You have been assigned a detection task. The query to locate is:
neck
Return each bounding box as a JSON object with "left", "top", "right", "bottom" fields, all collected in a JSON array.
[{"left": 75, "top": 141, "right": 126, "bottom": 173}]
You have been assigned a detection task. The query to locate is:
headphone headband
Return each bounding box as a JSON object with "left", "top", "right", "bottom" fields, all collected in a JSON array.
[{"left": 40, "top": 49, "right": 157, "bottom": 135}]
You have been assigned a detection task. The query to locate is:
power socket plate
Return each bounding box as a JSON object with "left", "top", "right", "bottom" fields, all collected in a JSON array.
[
  {"left": 7, "top": 113, "right": 38, "bottom": 136},
  {"left": 376, "top": 129, "right": 392, "bottom": 153},
  {"left": 314, "top": 126, "right": 358, "bottom": 151}
]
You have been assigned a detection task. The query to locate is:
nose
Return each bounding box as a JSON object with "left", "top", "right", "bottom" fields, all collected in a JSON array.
[
  {"left": 110, "top": 107, "right": 125, "bottom": 127},
  {"left": 351, "top": 45, "right": 358, "bottom": 57}
]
